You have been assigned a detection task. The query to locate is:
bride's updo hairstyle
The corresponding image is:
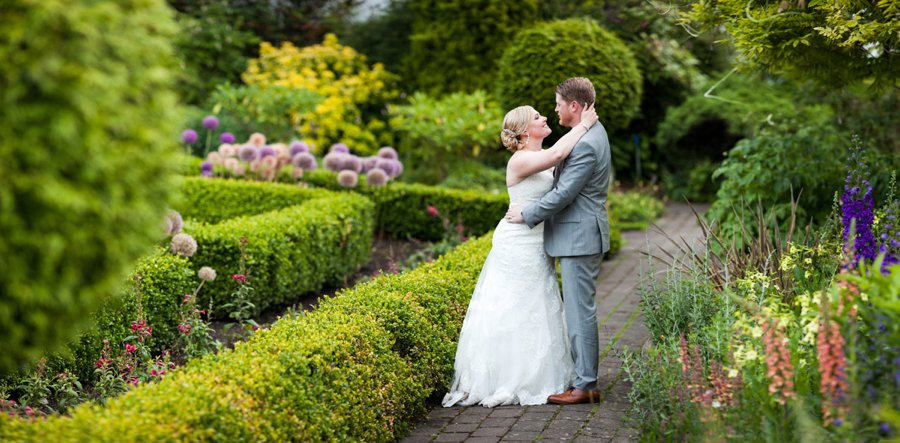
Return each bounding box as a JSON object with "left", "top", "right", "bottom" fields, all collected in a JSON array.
[{"left": 500, "top": 106, "right": 531, "bottom": 152}]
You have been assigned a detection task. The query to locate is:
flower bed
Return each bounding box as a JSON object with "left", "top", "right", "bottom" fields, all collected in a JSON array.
[{"left": 0, "top": 234, "right": 493, "bottom": 441}]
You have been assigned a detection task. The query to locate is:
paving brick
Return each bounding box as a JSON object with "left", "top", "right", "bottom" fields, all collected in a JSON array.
[
  {"left": 481, "top": 418, "right": 518, "bottom": 428},
  {"left": 510, "top": 420, "right": 547, "bottom": 432},
  {"left": 573, "top": 436, "right": 609, "bottom": 443},
  {"left": 490, "top": 408, "right": 525, "bottom": 418},
  {"left": 519, "top": 411, "right": 555, "bottom": 421},
  {"left": 434, "top": 433, "right": 470, "bottom": 443},
  {"left": 472, "top": 427, "right": 510, "bottom": 437},
  {"left": 453, "top": 413, "right": 488, "bottom": 424},
  {"left": 466, "top": 438, "right": 501, "bottom": 443},
  {"left": 430, "top": 408, "right": 464, "bottom": 419},
  {"left": 501, "top": 431, "right": 541, "bottom": 441},
  {"left": 539, "top": 428, "right": 578, "bottom": 439},
  {"left": 444, "top": 422, "right": 481, "bottom": 433}
]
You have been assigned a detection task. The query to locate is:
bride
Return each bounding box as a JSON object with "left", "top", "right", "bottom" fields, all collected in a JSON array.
[{"left": 442, "top": 103, "right": 598, "bottom": 407}]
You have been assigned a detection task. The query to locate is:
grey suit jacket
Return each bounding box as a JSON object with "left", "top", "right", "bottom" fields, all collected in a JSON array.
[{"left": 522, "top": 122, "right": 611, "bottom": 257}]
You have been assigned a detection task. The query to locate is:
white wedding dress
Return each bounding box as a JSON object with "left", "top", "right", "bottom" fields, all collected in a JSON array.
[{"left": 442, "top": 170, "right": 574, "bottom": 407}]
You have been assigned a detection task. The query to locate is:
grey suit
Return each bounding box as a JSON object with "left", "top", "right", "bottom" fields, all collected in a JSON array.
[{"left": 522, "top": 122, "right": 610, "bottom": 390}]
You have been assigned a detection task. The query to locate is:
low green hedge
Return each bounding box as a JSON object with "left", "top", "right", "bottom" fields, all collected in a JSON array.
[
  {"left": 177, "top": 177, "right": 326, "bottom": 224},
  {"left": 186, "top": 192, "right": 375, "bottom": 312},
  {"left": 0, "top": 233, "right": 493, "bottom": 442}
]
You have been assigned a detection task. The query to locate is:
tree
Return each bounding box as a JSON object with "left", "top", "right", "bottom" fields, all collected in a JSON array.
[{"left": 680, "top": 0, "right": 899, "bottom": 89}]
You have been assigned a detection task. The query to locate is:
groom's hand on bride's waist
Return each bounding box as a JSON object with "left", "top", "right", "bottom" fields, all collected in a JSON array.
[{"left": 505, "top": 205, "right": 525, "bottom": 224}]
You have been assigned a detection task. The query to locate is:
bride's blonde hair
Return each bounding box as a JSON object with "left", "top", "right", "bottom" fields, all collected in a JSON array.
[{"left": 500, "top": 106, "right": 531, "bottom": 152}]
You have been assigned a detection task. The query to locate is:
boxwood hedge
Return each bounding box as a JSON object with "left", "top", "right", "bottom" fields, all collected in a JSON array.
[{"left": 0, "top": 234, "right": 494, "bottom": 442}]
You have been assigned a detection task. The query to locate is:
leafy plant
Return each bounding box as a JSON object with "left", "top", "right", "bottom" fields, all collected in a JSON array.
[
  {"left": 209, "top": 83, "right": 322, "bottom": 143},
  {"left": 221, "top": 237, "right": 259, "bottom": 336}
]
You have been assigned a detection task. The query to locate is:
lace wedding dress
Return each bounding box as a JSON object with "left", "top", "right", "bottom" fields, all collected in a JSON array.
[{"left": 442, "top": 170, "right": 574, "bottom": 407}]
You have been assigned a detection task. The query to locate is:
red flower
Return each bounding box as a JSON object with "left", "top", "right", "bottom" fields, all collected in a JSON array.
[
  {"left": 426, "top": 206, "right": 439, "bottom": 217},
  {"left": 125, "top": 344, "right": 137, "bottom": 353},
  {"left": 232, "top": 274, "right": 247, "bottom": 283}
]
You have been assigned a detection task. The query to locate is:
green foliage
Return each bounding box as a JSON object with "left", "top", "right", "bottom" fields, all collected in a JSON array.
[
  {"left": 437, "top": 160, "right": 507, "bottom": 194},
  {"left": 608, "top": 191, "right": 666, "bottom": 230},
  {"left": 679, "top": 0, "right": 900, "bottom": 89},
  {"left": 171, "top": 1, "right": 259, "bottom": 105},
  {"left": 662, "top": 159, "right": 723, "bottom": 203},
  {"left": 186, "top": 194, "right": 375, "bottom": 312},
  {"left": 0, "top": 233, "right": 494, "bottom": 442},
  {"left": 497, "top": 19, "right": 643, "bottom": 135},
  {"left": 208, "top": 83, "right": 322, "bottom": 143},
  {"left": 340, "top": 0, "right": 413, "bottom": 73},
  {"left": 0, "top": 0, "right": 184, "bottom": 375},
  {"left": 176, "top": 177, "right": 324, "bottom": 224},
  {"left": 402, "top": 0, "right": 538, "bottom": 95},
  {"left": 389, "top": 91, "right": 506, "bottom": 182},
  {"left": 707, "top": 121, "right": 848, "bottom": 237}
]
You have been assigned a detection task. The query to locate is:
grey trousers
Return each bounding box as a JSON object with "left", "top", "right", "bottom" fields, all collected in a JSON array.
[{"left": 559, "top": 254, "right": 602, "bottom": 390}]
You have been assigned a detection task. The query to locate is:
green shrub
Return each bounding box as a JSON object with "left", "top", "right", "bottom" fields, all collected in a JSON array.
[
  {"left": 403, "top": 0, "right": 538, "bottom": 96},
  {"left": 608, "top": 191, "right": 665, "bottom": 230},
  {"left": 390, "top": 91, "right": 507, "bottom": 183},
  {"left": 176, "top": 177, "right": 325, "bottom": 224},
  {"left": 0, "top": 0, "right": 183, "bottom": 375},
  {"left": 187, "top": 194, "right": 375, "bottom": 312},
  {"left": 207, "top": 83, "right": 322, "bottom": 143},
  {"left": 497, "top": 19, "right": 643, "bottom": 134},
  {"left": 438, "top": 160, "right": 507, "bottom": 194},
  {"left": 0, "top": 233, "right": 494, "bottom": 442}
]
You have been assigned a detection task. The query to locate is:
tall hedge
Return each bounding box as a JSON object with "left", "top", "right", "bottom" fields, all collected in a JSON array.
[
  {"left": 0, "top": 0, "right": 183, "bottom": 375},
  {"left": 402, "top": 0, "right": 539, "bottom": 96},
  {"left": 496, "top": 19, "right": 642, "bottom": 134}
]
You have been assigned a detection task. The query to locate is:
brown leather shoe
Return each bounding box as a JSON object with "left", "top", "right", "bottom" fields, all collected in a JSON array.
[{"left": 547, "top": 388, "right": 600, "bottom": 405}]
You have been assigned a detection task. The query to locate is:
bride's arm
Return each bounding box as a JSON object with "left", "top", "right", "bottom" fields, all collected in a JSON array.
[{"left": 508, "top": 104, "right": 597, "bottom": 181}]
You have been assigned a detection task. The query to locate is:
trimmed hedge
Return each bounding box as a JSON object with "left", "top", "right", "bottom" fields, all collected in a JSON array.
[
  {"left": 0, "top": 233, "right": 493, "bottom": 441},
  {"left": 305, "top": 169, "right": 623, "bottom": 256},
  {"left": 186, "top": 193, "right": 375, "bottom": 312},
  {"left": 176, "top": 177, "right": 326, "bottom": 224},
  {"left": 0, "top": 0, "right": 184, "bottom": 375}
]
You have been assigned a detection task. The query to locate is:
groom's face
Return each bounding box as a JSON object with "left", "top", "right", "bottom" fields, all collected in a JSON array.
[{"left": 554, "top": 93, "right": 577, "bottom": 128}]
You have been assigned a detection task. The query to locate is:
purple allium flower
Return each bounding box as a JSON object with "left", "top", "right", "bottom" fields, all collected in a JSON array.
[
  {"left": 220, "top": 132, "right": 236, "bottom": 144},
  {"left": 361, "top": 156, "right": 378, "bottom": 173},
  {"left": 201, "top": 161, "right": 213, "bottom": 172},
  {"left": 330, "top": 143, "right": 350, "bottom": 154},
  {"left": 341, "top": 155, "right": 362, "bottom": 173},
  {"left": 377, "top": 146, "right": 398, "bottom": 160},
  {"left": 260, "top": 146, "right": 276, "bottom": 158},
  {"left": 289, "top": 141, "right": 309, "bottom": 156},
  {"left": 375, "top": 158, "right": 397, "bottom": 177},
  {"left": 202, "top": 115, "right": 219, "bottom": 130},
  {"left": 165, "top": 210, "right": 183, "bottom": 236},
  {"left": 238, "top": 145, "right": 259, "bottom": 162},
  {"left": 323, "top": 152, "right": 346, "bottom": 172},
  {"left": 170, "top": 233, "right": 197, "bottom": 257},
  {"left": 366, "top": 168, "right": 388, "bottom": 186},
  {"left": 201, "top": 170, "right": 214, "bottom": 177},
  {"left": 394, "top": 159, "right": 404, "bottom": 177},
  {"left": 337, "top": 170, "right": 359, "bottom": 188},
  {"left": 181, "top": 129, "right": 198, "bottom": 144},
  {"left": 292, "top": 152, "right": 317, "bottom": 170}
]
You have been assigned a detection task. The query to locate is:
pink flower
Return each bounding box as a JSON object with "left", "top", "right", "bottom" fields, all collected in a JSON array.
[
  {"left": 183, "top": 294, "right": 191, "bottom": 303},
  {"left": 151, "top": 369, "right": 158, "bottom": 377},
  {"left": 232, "top": 274, "right": 247, "bottom": 283},
  {"left": 427, "top": 206, "right": 439, "bottom": 218},
  {"left": 125, "top": 344, "right": 137, "bottom": 353}
]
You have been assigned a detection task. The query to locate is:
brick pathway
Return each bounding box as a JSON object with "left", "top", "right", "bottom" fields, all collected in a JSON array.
[{"left": 402, "top": 203, "right": 707, "bottom": 443}]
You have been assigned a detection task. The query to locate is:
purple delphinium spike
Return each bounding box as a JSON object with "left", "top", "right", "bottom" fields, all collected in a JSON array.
[
  {"left": 841, "top": 139, "right": 877, "bottom": 267},
  {"left": 181, "top": 129, "right": 198, "bottom": 144}
]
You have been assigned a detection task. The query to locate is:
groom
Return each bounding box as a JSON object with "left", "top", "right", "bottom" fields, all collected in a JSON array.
[{"left": 506, "top": 77, "right": 611, "bottom": 404}]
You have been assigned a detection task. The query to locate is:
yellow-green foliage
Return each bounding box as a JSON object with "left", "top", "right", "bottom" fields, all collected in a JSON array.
[
  {"left": 608, "top": 191, "right": 665, "bottom": 230},
  {"left": 242, "top": 34, "right": 398, "bottom": 154},
  {"left": 0, "top": 235, "right": 494, "bottom": 442},
  {"left": 0, "top": 0, "right": 183, "bottom": 374}
]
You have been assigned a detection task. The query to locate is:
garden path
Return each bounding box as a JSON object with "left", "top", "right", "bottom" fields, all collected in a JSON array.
[{"left": 401, "top": 202, "right": 708, "bottom": 443}]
